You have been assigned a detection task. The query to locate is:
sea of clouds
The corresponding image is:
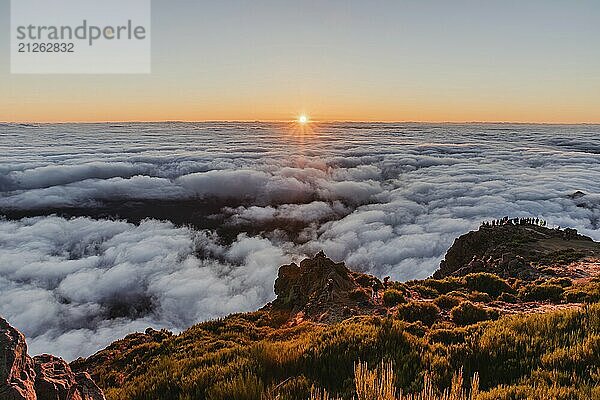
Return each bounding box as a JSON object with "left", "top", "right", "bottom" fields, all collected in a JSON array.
[{"left": 1, "top": 122, "right": 600, "bottom": 359}]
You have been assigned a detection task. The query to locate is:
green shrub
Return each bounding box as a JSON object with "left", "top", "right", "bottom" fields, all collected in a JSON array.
[
  {"left": 382, "top": 289, "right": 406, "bottom": 306},
  {"left": 420, "top": 277, "right": 463, "bottom": 294},
  {"left": 468, "top": 291, "right": 493, "bottom": 303},
  {"left": 387, "top": 281, "right": 410, "bottom": 294},
  {"left": 463, "top": 273, "right": 513, "bottom": 298},
  {"left": 450, "top": 301, "right": 498, "bottom": 326},
  {"left": 410, "top": 284, "right": 439, "bottom": 299},
  {"left": 434, "top": 294, "right": 462, "bottom": 310},
  {"left": 403, "top": 321, "right": 427, "bottom": 337},
  {"left": 548, "top": 277, "right": 573, "bottom": 288},
  {"left": 498, "top": 292, "right": 518, "bottom": 303},
  {"left": 427, "top": 328, "right": 466, "bottom": 345},
  {"left": 397, "top": 301, "right": 440, "bottom": 326},
  {"left": 564, "top": 290, "right": 591, "bottom": 303},
  {"left": 520, "top": 283, "right": 564, "bottom": 302},
  {"left": 349, "top": 288, "right": 370, "bottom": 302},
  {"left": 564, "top": 280, "right": 600, "bottom": 303}
]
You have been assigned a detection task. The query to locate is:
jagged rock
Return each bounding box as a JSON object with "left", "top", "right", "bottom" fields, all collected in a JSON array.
[
  {"left": 0, "top": 317, "right": 105, "bottom": 400},
  {"left": 269, "top": 251, "right": 382, "bottom": 323},
  {"left": 33, "top": 355, "right": 75, "bottom": 400},
  {"left": 568, "top": 190, "right": 586, "bottom": 199},
  {"left": 0, "top": 318, "right": 36, "bottom": 400},
  {"left": 33, "top": 354, "right": 105, "bottom": 400}
]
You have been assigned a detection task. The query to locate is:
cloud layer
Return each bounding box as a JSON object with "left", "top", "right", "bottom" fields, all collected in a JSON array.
[{"left": 1, "top": 122, "right": 600, "bottom": 359}]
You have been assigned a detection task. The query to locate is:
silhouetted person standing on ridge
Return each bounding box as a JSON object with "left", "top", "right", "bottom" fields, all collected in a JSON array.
[
  {"left": 383, "top": 276, "right": 390, "bottom": 290},
  {"left": 371, "top": 280, "right": 380, "bottom": 301},
  {"left": 326, "top": 278, "right": 334, "bottom": 301}
]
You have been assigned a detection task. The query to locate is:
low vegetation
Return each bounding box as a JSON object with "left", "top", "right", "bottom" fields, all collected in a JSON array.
[
  {"left": 433, "top": 295, "right": 461, "bottom": 310},
  {"left": 450, "top": 302, "right": 498, "bottom": 326},
  {"left": 94, "top": 300, "right": 600, "bottom": 400},
  {"left": 413, "top": 273, "right": 513, "bottom": 301},
  {"left": 383, "top": 289, "right": 407, "bottom": 307},
  {"left": 396, "top": 302, "right": 441, "bottom": 326},
  {"left": 564, "top": 278, "right": 600, "bottom": 303},
  {"left": 519, "top": 282, "right": 565, "bottom": 301}
]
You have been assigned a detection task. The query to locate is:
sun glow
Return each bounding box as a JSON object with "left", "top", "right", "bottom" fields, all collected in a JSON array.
[{"left": 288, "top": 113, "right": 316, "bottom": 139}]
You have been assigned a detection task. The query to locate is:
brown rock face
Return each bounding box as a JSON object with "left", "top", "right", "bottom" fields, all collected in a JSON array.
[
  {"left": 33, "top": 354, "right": 76, "bottom": 400},
  {"left": 0, "top": 318, "right": 36, "bottom": 400},
  {"left": 0, "top": 317, "right": 106, "bottom": 400},
  {"left": 33, "top": 354, "right": 106, "bottom": 400},
  {"left": 270, "top": 251, "right": 382, "bottom": 323}
]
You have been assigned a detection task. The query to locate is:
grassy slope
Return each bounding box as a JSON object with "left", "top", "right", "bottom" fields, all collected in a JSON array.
[{"left": 84, "top": 296, "right": 600, "bottom": 400}]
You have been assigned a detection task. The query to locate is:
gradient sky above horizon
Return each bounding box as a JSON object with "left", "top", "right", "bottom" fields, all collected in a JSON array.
[{"left": 1, "top": 0, "right": 599, "bottom": 123}]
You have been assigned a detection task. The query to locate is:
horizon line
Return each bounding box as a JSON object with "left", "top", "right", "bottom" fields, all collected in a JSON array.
[{"left": 2, "top": 119, "right": 600, "bottom": 125}]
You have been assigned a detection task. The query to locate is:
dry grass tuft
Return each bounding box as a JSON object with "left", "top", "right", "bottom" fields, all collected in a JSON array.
[
  {"left": 355, "top": 361, "right": 396, "bottom": 400},
  {"left": 310, "top": 362, "right": 479, "bottom": 400}
]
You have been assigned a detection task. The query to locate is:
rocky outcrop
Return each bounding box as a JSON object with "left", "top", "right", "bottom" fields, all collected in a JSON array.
[
  {"left": 0, "top": 317, "right": 105, "bottom": 400},
  {"left": 33, "top": 354, "right": 106, "bottom": 400},
  {"left": 434, "top": 222, "right": 599, "bottom": 279},
  {"left": 268, "top": 251, "right": 383, "bottom": 323},
  {"left": 0, "top": 318, "right": 36, "bottom": 400}
]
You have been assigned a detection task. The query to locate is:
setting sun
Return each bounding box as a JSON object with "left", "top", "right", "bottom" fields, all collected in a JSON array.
[{"left": 298, "top": 115, "right": 309, "bottom": 124}]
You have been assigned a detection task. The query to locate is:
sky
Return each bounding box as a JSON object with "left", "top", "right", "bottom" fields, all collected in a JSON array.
[{"left": 0, "top": 0, "right": 599, "bottom": 123}]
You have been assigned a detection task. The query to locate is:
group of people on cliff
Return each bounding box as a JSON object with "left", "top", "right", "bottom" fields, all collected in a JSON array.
[{"left": 482, "top": 216, "right": 547, "bottom": 228}]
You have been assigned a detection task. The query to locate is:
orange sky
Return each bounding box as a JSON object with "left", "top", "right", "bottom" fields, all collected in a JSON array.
[{"left": 2, "top": 93, "right": 599, "bottom": 124}]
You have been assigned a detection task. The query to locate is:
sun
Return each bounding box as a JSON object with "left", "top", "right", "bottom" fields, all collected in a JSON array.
[{"left": 289, "top": 113, "right": 315, "bottom": 138}]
